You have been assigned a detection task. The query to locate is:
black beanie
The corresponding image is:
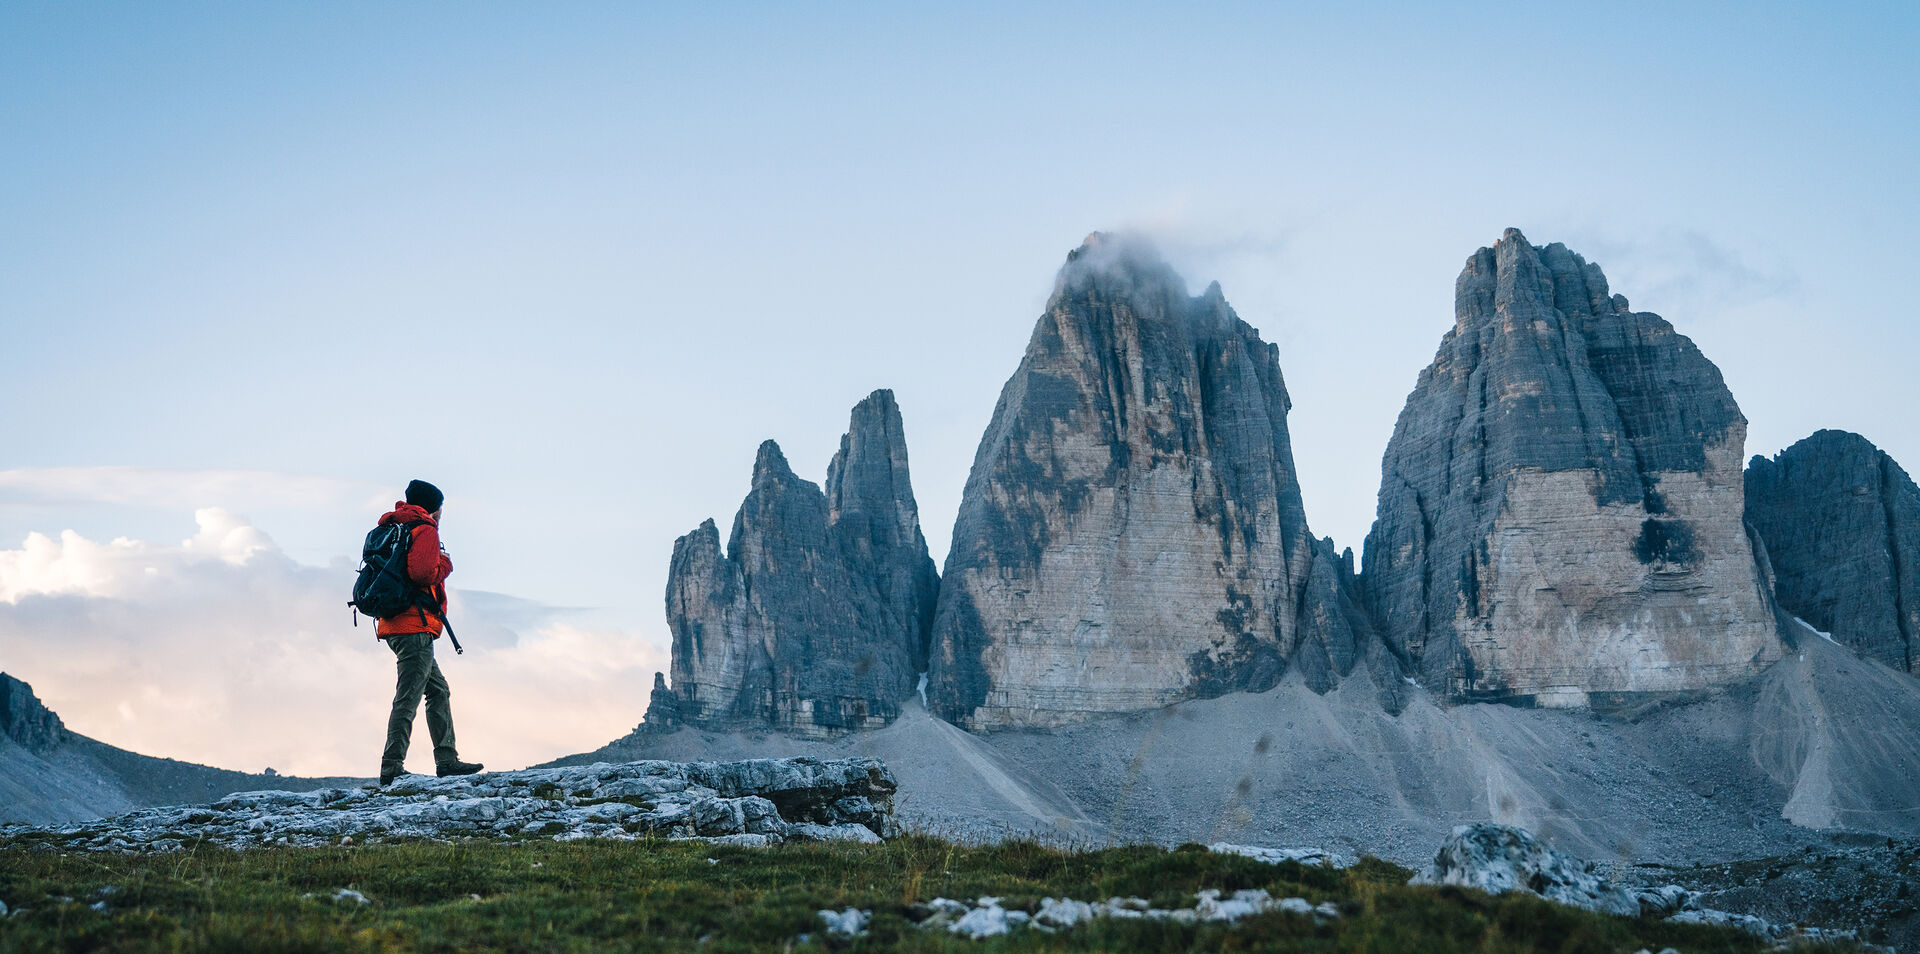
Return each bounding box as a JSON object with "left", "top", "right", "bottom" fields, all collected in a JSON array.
[{"left": 405, "top": 479, "right": 444, "bottom": 513}]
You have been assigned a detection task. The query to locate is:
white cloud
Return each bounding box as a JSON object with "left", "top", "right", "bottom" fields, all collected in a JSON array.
[
  {"left": 1553, "top": 227, "right": 1800, "bottom": 318},
  {"left": 0, "top": 467, "right": 388, "bottom": 513},
  {"left": 0, "top": 511, "right": 663, "bottom": 777}
]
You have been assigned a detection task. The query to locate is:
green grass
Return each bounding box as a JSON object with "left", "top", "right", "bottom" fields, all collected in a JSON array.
[{"left": 0, "top": 835, "right": 1854, "bottom": 953}]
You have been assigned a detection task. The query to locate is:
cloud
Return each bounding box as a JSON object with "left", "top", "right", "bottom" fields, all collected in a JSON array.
[
  {"left": 1118, "top": 195, "right": 1295, "bottom": 268},
  {"left": 0, "top": 510, "right": 663, "bottom": 777},
  {"left": 0, "top": 467, "right": 389, "bottom": 513},
  {"left": 1561, "top": 228, "right": 1800, "bottom": 316}
]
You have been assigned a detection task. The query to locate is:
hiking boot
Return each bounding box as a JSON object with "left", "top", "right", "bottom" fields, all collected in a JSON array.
[
  {"left": 379, "top": 769, "right": 403, "bottom": 787},
  {"left": 437, "top": 760, "right": 483, "bottom": 778}
]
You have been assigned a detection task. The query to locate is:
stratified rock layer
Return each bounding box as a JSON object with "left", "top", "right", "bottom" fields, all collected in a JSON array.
[
  {"left": 929, "top": 234, "right": 1377, "bottom": 729},
  {"left": 650, "top": 390, "right": 938, "bottom": 735},
  {"left": 0, "top": 757, "right": 899, "bottom": 851},
  {"left": 1362, "top": 229, "right": 1782, "bottom": 705},
  {"left": 1746, "top": 430, "right": 1919, "bottom": 672}
]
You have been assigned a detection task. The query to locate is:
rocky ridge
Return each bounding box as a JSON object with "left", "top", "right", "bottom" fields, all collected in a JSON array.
[
  {"left": 0, "top": 673, "right": 358, "bottom": 826},
  {"left": 0, "top": 757, "right": 899, "bottom": 852},
  {"left": 648, "top": 390, "right": 938, "bottom": 736},
  {"left": 928, "top": 233, "right": 1384, "bottom": 730},
  {"left": 1746, "top": 429, "right": 1919, "bottom": 673},
  {"left": 639, "top": 229, "right": 1920, "bottom": 732},
  {"left": 1362, "top": 228, "right": 1783, "bottom": 705},
  {"left": 1, "top": 673, "right": 65, "bottom": 752}
]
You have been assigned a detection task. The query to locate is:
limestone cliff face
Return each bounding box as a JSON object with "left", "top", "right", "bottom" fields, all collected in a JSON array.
[
  {"left": 928, "top": 234, "right": 1378, "bottom": 730},
  {"left": 649, "top": 390, "right": 938, "bottom": 736},
  {"left": 1746, "top": 430, "right": 1919, "bottom": 672},
  {"left": 1361, "top": 229, "right": 1783, "bottom": 705}
]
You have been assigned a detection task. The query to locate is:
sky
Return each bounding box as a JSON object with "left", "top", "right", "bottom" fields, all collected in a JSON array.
[{"left": 1, "top": 2, "right": 1915, "bottom": 776}]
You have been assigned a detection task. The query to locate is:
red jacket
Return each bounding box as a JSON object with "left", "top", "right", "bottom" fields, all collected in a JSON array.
[{"left": 374, "top": 502, "right": 453, "bottom": 638}]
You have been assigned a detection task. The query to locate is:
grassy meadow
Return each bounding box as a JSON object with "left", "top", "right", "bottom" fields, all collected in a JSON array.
[{"left": 0, "top": 835, "right": 1843, "bottom": 953}]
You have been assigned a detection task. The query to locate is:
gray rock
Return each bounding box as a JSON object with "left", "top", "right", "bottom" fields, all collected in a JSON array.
[
  {"left": 1033, "top": 897, "right": 1093, "bottom": 929},
  {"left": 1746, "top": 429, "right": 1920, "bottom": 672},
  {"left": 1411, "top": 823, "right": 1640, "bottom": 916},
  {"left": 650, "top": 390, "right": 939, "bottom": 735},
  {"left": 904, "top": 888, "right": 1332, "bottom": 941},
  {"left": 817, "top": 907, "right": 870, "bottom": 938},
  {"left": 0, "top": 757, "right": 898, "bottom": 851},
  {"left": 1665, "top": 907, "right": 1777, "bottom": 938},
  {"left": 928, "top": 233, "right": 1377, "bottom": 729},
  {"left": 1208, "top": 842, "right": 1356, "bottom": 868},
  {"left": 1633, "top": 884, "right": 1695, "bottom": 918},
  {"left": 644, "top": 672, "right": 679, "bottom": 726},
  {"left": 1362, "top": 229, "right": 1782, "bottom": 705},
  {"left": 949, "top": 899, "right": 1012, "bottom": 938},
  {"left": 0, "top": 673, "right": 67, "bottom": 752}
]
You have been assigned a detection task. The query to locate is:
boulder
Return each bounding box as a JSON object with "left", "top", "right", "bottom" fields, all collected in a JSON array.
[
  {"left": 929, "top": 233, "right": 1379, "bottom": 729},
  {"left": 1362, "top": 229, "right": 1782, "bottom": 705},
  {"left": 1411, "top": 823, "right": 1639, "bottom": 916},
  {"left": 1746, "top": 429, "right": 1919, "bottom": 672}
]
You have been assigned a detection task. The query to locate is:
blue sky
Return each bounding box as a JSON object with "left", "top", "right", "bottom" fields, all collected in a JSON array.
[{"left": 2, "top": 2, "right": 1915, "bottom": 773}]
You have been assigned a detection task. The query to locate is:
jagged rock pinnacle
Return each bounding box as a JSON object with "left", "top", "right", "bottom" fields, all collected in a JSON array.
[{"left": 651, "top": 394, "right": 939, "bottom": 736}]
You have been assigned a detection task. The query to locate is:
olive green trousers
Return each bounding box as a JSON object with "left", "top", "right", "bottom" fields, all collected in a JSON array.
[{"left": 381, "top": 632, "right": 458, "bottom": 774}]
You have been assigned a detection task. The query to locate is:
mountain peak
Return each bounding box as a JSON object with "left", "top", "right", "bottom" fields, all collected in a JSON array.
[
  {"left": 1055, "top": 231, "right": 1185, "bottom": 301},
  {"left": 1366, "top": 230, "right": 1778, "bottom": 703},
  {"left": 752, "top": 440, "right": 795, "bottom": 483}
]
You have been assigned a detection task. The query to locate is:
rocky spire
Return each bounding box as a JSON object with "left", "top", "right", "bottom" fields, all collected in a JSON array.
[
  {"left": 928, "top": 233, "right": 1382, "bottom": 730},
  {"left": 1361, "top": 229, "right": 1782, "bottom": 704},
  {"left": 1747, "top": 430, "right": 1920, "bottom": 672},
  {"left": 648, "top": 392, "right": 938, "bottom": 735},
  {"left": 825, "top": 390, "right": 941, "bottom": 672},
  {"left": 1, "top": 673, "right": 66, "bottom": 752}
]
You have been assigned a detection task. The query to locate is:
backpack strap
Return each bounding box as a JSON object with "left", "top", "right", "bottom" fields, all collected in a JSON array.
[{"left": 402, "top": 520, "right": 463, "bottom": 656}]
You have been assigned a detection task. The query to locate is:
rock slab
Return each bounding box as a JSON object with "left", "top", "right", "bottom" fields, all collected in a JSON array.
[
  {"left": 1363, "top": 229, "right": 1782, "bottom": 705},
  {"left": 929, "top": 233, "right": 1380, "bottom": 729},
  {"left": 0, "top": 757, "right": 899, "bottom": 851},
  {"left": 1746, "top": 429, "right": 1919, "bottom": 672},
  {"left": 650, "top": 390, "right": 939, "bottom": 735}
]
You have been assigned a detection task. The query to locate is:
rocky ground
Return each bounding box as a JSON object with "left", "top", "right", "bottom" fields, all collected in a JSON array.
[
  {"left": 3, "top": 763, "right": 1896, "bottom": 952},
  {"left": 5, "top": 751, "right": 1909, "bottom": 950},
  {"left": 0, "top": 757, "right": 896, "bottom": 852},
  {"left": 1626, "top": 838, "right": 1920, "bottom": 952}
]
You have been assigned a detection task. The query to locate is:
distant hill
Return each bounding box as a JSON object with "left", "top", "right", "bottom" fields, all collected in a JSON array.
[{"left": 0, "top": 672, "right": 362, "bottom": 825}]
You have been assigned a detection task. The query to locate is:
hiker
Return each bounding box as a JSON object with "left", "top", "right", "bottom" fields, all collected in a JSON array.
[{"left": 369, "top": 479, "right": 482, "bottom": 786}]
